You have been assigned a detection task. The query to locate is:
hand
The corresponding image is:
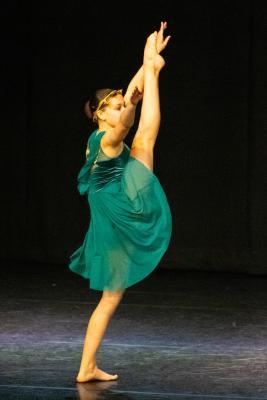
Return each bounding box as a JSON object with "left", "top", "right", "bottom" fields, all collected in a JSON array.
[
  {"left": 156, "top": 21, "right": 171, "bottom": 53},
  {"left": 130, "top": 86, "right": 143, "bottom": 105}
]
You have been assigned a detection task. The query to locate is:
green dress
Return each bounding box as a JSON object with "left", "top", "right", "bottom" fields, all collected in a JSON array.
[{"left": 69, "top": 129, "right": 172, "bottom": 291}]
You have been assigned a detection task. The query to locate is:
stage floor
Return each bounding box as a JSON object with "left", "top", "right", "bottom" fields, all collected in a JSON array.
[{"left": 1, "top": 260, "right": 267, "bottom": 399}]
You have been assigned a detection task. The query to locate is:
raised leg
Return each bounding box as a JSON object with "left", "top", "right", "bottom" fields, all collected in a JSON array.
[
  {"left": 76, "top": 289, "right": 125, "bottom": 382},
  {"left": 130, "top": 32, "right": 165, "bottom": 172}
]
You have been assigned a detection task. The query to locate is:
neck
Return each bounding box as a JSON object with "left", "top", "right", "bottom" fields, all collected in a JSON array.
[{"left": 98, "top": 121, "right": 109, "bottom": 132}]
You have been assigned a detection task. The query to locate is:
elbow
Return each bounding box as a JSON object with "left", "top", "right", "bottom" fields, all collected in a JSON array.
[{"left": 119, "top": 118, "right": 133, "bottom": 130}]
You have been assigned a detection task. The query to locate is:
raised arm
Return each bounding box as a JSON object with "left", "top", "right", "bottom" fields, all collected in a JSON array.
[
  {"left": 102, "top": 22, "right": 170, "bottom": 149},
  {"left": 124, "top": 66, "right": 144, "bottom": 106},
  {"left": 124, "top": 21, "right": 171, "bottom": 106},
  {"left": 102, "top": 87, "right": 142, "bottom": 147}
]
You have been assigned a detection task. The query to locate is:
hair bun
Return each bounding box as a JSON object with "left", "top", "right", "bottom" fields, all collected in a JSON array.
[{"left": 84, "top": 100, "right": 93, "bottom": 119}]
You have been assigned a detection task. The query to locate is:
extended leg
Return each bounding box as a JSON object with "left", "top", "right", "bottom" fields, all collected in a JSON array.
[{"left": 130, "top": 32, "right": 165, "bottom": 171}]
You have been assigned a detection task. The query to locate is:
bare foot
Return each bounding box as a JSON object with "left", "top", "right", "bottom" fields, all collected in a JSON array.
[
  {"left": 76, "top": 366, "right": 119, "bottom": 383},
  {"left": 143, "top": 31, "right": 157, "bottom": 66},
  {"left": 154, "top": 53, "right": 165, "bottom": 73},
  {"left": 144, "top": 31, "right": 165, "bottom": 73}
]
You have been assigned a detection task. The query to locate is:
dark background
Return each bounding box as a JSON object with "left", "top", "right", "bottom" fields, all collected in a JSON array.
[{"left": 1, "top": 0, "right": 266, "bottom": 273}]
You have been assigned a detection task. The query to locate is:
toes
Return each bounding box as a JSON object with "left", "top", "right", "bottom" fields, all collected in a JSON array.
[{"left": 147, "top": 32, "right": 157, "bottom": 41}]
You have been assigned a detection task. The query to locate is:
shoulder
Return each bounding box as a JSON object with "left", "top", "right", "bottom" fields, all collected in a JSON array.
[
  {"left": 87, "top": 129, "right": 98, "bottom": 146},
  {"left": 100, "top": 134, "right": 124, "bottom": 158}
]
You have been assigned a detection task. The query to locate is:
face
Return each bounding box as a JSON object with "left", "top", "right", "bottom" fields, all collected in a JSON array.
[{"left": 97, "top": 94, "right": 126, "bottom": 127}]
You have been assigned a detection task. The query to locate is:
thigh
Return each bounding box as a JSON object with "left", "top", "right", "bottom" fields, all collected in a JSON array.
[{"left": 130, "top": 138, "right": 154, "bottom": 172}]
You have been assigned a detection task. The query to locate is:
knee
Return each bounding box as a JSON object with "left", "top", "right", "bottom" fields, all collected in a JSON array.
[
  {"left": 101, "top": 289, "right": 125, "bottom": 306},
  {"left": 131, "top": 135, "right": 154, "bottom": 151}
]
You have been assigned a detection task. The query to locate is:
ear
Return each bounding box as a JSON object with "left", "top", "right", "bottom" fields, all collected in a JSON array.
[{"left": 96, "top": 109, "right": 106, "bottom": 121}]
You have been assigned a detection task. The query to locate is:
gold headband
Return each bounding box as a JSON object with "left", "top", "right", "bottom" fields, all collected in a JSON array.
[{"left": 93, "top": 89, "right": 123, "bottom": 122}]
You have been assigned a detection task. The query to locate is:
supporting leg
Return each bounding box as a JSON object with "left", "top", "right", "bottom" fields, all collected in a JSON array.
[{"left": 76, "top": 289, "right": 125, "bottom": 382}]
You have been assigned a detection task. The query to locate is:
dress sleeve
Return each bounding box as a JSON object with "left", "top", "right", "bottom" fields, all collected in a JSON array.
[{"left": 77, "top": 131, "right": 102, "bottom": 196}]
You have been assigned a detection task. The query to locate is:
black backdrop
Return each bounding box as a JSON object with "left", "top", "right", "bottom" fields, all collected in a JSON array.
[{"left": 1, "top": 1, "right": 266, "bottom": 273}]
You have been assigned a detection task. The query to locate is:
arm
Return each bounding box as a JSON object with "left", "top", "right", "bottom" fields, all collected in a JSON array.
[
  {"left": 124, "top": 22, "right": 171, "bottom": 106},
  {"left": 124, "top": 65, "right": 144, "bottom": 106},
  {"left": 102, "top": 88, "right": 142, "bottom": 147}
]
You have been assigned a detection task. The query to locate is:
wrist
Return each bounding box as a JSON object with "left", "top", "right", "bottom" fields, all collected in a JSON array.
[
  {"left": 128, "top": 101, "right": 137, "bottom": 109},
  {"left": 120, "top": 106, "right": 136, "bottom": 128}
]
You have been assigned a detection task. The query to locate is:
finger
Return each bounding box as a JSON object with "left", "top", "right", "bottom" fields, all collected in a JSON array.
[
  {"left": 157, "top": 24, "right": 163, "bottom": 43},
  {"left": 158, "top": 21, "right": 166, "bottom": 44},
  {"left": 133, "top": 86, "right": 141, "bottom": 95},
  {"left": 159, "top": 36, "right": 171, "bottom": 52},
  {"left": 163, "top": 35, "right": 171, "bottom": 47}
]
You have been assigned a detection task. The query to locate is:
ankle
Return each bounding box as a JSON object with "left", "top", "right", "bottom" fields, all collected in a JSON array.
[
  {"left": 79, "top": 362, "right": 96, "bottom": 374},
  {"left": 87, "top": 363, "right": 96, "bottom": 371}
]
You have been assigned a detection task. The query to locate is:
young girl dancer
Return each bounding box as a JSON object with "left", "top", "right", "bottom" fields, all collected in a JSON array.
[{"left": 69, "top": 22, "right": 172, "bottom": 382}]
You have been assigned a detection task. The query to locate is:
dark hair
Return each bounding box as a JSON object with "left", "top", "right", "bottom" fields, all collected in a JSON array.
[{"left": 84, "top": 88, "right": 119, "bottom": 123}]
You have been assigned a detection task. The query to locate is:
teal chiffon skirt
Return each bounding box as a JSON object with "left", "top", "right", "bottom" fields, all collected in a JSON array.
[{"left": 69, "top": 134, "right": 172, "bottom": 291}]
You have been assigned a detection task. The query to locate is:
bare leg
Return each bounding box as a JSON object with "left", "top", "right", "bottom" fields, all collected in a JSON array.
[
  {"left": 76, "top": 289, "right": 125, "bottom": 383},
  {"left": 130, "top": 32, "right": 165, "bottom": 172}
]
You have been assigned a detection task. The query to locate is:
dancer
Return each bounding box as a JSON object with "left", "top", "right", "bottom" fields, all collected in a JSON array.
[{"left": 69, "top": 22, "right": 172, "bottom": 383}]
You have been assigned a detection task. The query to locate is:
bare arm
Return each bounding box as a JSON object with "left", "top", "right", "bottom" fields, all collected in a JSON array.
[
  {"left": 103, "top": 22, "right": 170, "bottom": 148},
  {"left": 105, "top": 104, "right": 136, "bottom": 146},
  {"left": 124, "top": 65, "right": 144, "bottom": 106},
  {"left": 102, "top": 88, "right": 142, "bottom": 147}
]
